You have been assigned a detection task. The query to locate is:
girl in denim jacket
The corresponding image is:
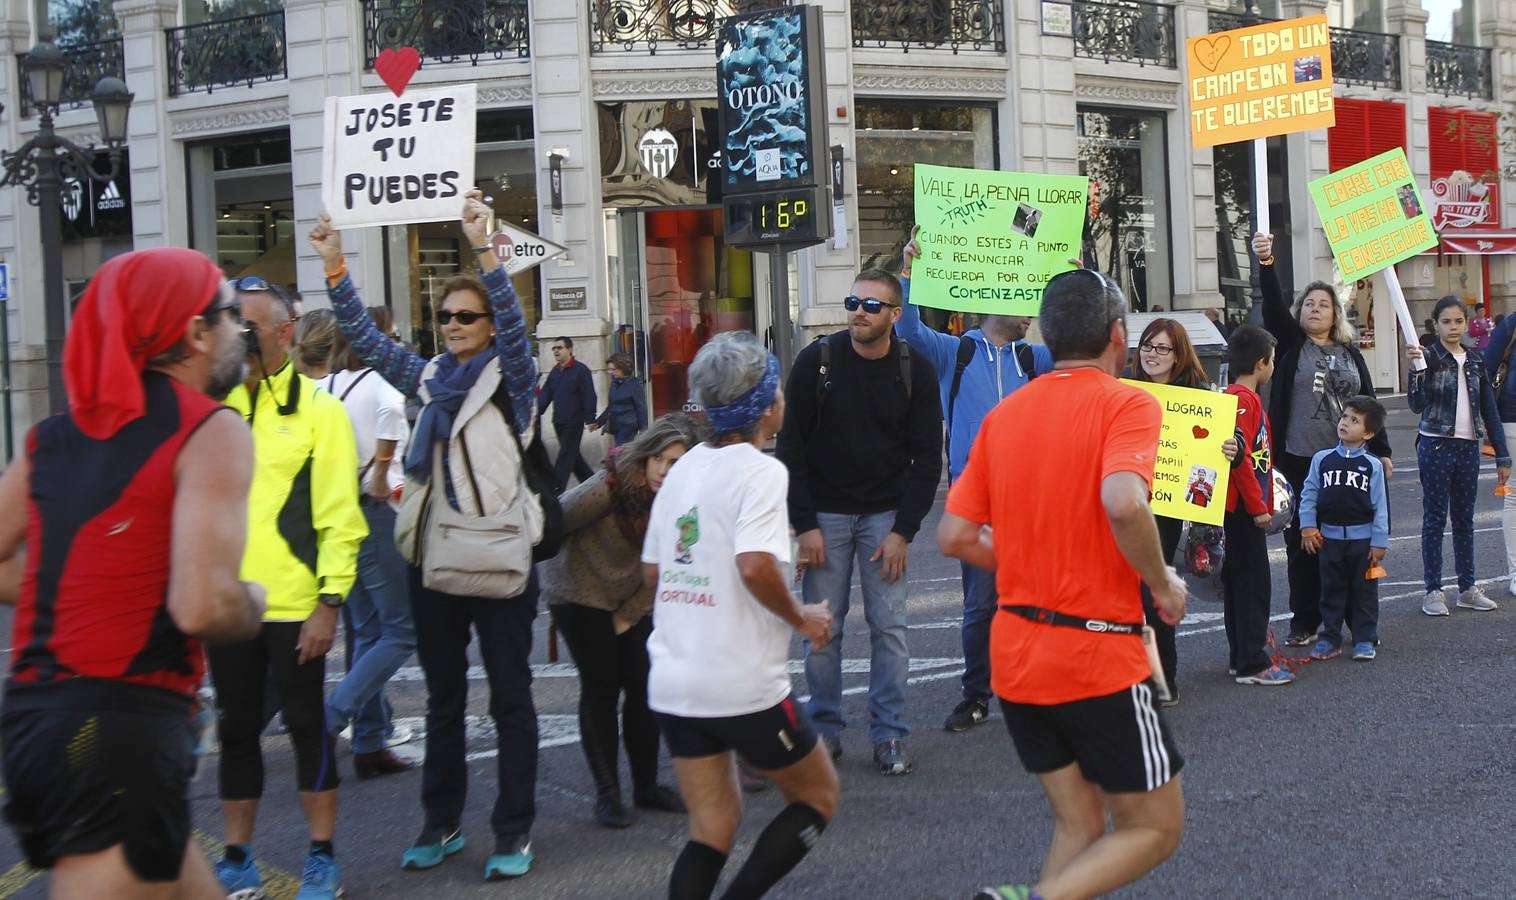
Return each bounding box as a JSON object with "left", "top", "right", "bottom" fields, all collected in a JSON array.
[{"left": 1407, "top": 296, "right": 1513, "bottom": 616}]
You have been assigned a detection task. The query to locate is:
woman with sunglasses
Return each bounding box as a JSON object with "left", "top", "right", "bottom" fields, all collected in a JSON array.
[
  {"left": 309, "top": 191, "right": 545, "bottom": 882},
  {"left": 1253, "top": 233, "right": 1392, "bottom": 647},
  {"left": 1128, "top": 318, "right": 1238, "bottom": 706}
]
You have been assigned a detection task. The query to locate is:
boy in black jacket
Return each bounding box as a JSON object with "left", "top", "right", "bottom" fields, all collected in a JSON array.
[{"left": 776, "top": 269, "right": 942, "bottom": 776}]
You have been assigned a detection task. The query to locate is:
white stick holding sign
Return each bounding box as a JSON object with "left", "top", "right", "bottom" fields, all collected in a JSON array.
[
  {"left": 322, "top": 84, "right": 477, "bottom": 229},
  {"left": 1252, "top": 138, "right": 1270, "bottom": 236},
  {"left": 1382, "top": 266, "right": 1426, "bottom": 372}
]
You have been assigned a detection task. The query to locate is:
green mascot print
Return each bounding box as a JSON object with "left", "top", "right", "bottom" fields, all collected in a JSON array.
[{"left": 674, "top": 506, "right": 700, "bottom": 565}]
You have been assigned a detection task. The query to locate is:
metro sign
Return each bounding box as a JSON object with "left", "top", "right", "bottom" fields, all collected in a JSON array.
[{"left": 489, "top": 219, "right": 568, "bottom": 275}]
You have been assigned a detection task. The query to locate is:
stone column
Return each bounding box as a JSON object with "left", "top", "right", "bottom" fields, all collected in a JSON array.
[
  {"left": 0, "top": 12, "right": 44, "bottom": 439},
  {"left": 114, "top": 0, "right": 188, "bottom": 249},
  {"left": 798, "top": 0, "right": 857, "bottom": 339}
]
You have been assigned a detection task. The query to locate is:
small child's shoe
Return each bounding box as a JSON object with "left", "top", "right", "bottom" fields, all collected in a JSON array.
[
  {"left": 1235, "top": 664, "right": 1296, "bottom": 685},
  {"left": 1310, "top": 639, "right": 1340, "bottom": 661},
  {"left": 1352, "top": 641, "right": 1377, "bottom": 661}
]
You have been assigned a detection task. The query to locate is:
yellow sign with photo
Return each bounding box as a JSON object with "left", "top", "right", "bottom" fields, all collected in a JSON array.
[{"left": 1122, "top": 380, "right": 1238, "bottom": 526}]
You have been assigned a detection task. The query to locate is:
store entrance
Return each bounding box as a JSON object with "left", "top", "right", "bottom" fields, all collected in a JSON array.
[{"left": 609, "top": 208, "right": 760, "bottom": 417}]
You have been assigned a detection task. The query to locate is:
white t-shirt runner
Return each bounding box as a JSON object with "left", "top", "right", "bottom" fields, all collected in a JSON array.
[{"left": 641, "top": 441, "right": 794, "bottom": 718}]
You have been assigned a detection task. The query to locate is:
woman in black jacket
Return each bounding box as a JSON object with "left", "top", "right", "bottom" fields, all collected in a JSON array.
[
  {"left": 1253, "top": 232, "right": 1392, "bottom": 646},
  {"left": 590, "top": 353, "right": 648, "bottom": 446}
]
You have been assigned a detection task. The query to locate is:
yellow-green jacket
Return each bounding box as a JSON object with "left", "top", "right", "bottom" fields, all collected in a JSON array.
[{"left": 226, "top": 361, "right": 367, "bottom": 620}]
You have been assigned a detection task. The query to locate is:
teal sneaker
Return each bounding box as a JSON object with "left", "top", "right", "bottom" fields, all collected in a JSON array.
[
  {"left": 295, "top": 851, "right": 341, "bottom": 899},
  {"left": 974, "top": 886, "right": 1036, "bottom": 900},
  {"left": 215, "top": 851, "right": 264, "bottom": 900},
  {"left": 400, "top": 826, "right": 466, "bottom": 871},
  {"left": 483, "top": 834, "right": 533, "bottom": 880}
]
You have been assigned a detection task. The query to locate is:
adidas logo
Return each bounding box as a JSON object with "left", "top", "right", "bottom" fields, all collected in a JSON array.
[{"left": 97, "top": 180, "right": 124, "bottom": 211}]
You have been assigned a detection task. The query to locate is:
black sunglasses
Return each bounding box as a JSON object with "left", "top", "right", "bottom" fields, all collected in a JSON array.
[
  {"left": 203, "top": 300, "right": 242, "bottom": 322},
  {"left": 844, "top": 295, "right": 898, "bottom": 314},
  {"left": 437, "top": 309, "right": 490, "bottom": 326}
]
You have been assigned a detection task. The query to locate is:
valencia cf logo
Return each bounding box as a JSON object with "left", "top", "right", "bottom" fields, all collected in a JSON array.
[{"left": 637, "top": 128, "right": 679, "bottom": 180}]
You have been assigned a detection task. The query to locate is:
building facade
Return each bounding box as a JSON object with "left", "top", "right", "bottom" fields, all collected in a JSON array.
[{"left": 0, "top": 0, "right": 1510, "bottom": 448}]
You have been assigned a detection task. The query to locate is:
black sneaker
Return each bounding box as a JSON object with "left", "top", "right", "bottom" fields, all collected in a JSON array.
[
  {"left": 943, "top": 698, "right": 990, "bottom": 732},
  {"left": 1283, "top": 630, "right": 1315, "bottom": 647},
  {"left": 823, "top": 734, "right": 843, "bottom": 761},
  {"left": 873, "top": 739, "right": 913, "bottom": 776}
]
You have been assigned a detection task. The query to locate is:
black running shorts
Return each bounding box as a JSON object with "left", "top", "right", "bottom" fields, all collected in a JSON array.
[
  {"left": 1, "top": 681, "right": 196, "bottom": 881},
  {"left": 657, "top": 695, "right": 819, "bottom": 771},
  {"left": 998, "top": 682, "right": 1184, "bottom": 794}
]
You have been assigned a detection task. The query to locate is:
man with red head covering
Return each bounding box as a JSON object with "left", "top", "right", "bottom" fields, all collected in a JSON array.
[{"left": 0, "top": 247, "right": 266, "bottom": 899}]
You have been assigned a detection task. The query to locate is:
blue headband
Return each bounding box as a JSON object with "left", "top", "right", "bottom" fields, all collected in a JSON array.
[{"left": 705, "top": 353, "right": 780, "bottom": 433}]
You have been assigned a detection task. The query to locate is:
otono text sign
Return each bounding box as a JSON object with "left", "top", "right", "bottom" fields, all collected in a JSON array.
[
  {"left": 322, "top": 84, "right": 477, "bottom": 229},
  {"left": 1188, "top": 14, "right": 1335, "bottom": 147}
]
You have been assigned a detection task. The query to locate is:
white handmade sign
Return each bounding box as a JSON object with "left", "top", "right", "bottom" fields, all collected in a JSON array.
[{"left": 321, "top": 84, "right": 477, "bottom": 229}]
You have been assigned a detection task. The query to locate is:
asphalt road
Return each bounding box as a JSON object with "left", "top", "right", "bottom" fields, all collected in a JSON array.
[{"left": 2, "top": 395, "right": 1515, "bottom": 899}]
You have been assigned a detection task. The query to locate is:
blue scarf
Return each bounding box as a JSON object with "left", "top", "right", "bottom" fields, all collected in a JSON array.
[
  {"left": 405, "top": 348, "right": 498, "bottom": 506},
  {"left": 705, "top": 353, "right": 780, "bottom": 433}
]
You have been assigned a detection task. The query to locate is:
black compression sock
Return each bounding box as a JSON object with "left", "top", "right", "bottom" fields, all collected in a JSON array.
[
  {"left": 309, "top": 839, "right": 334, "bottom": 858},
  {"left": 223, "top": 844, "right": 250, "bottom": 866},
  {"left": 718, "top": 803, "right": 828, "bottom": 900},
  {"left": 669, "top": 840, "right": 728, "bottom": 900}
]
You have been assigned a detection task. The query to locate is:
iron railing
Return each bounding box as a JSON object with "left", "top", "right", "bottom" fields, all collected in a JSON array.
[
  {"left": 166, "top": 11, "right": 286, "bottom": 96},
  {"left": 590, "top": 0, "right": 789, "bottom": 53},
  {"left": 1070, "top": 0, "right": 1177, "bottom": 67},
  {"left": 1330, "top": 26, "right": 1399, "bottom": 89},
  {"left": 1425, "top": 39, "right": 1492, "bottom": 99},
  {"left": 1206, "top": 10, "right": 1278, "bottom": 33},
  {"left": 364, "top": 0, "right": 529, "bottom": 67},
  {"left": 852, "top": 0, "right": 1005, "bottom": 53},
  {"left": 17, "top": 38, "right": 123, "bottom": 117}
]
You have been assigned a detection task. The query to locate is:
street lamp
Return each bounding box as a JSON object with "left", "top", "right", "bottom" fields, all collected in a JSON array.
[{"left": 0, "top": 41, "right": 133, "bottom": 415}]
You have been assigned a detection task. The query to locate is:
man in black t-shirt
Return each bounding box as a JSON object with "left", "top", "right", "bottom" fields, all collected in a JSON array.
[{"left": 775, "top": 269, "right": 943, "bottom": 777}]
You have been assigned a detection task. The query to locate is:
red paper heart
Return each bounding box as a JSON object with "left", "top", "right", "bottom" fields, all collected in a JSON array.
[
  {"left": 375, "top": 47, "right": 421, "bottom": 97},
  {"left": 1192, "top": 425, "right": 1209, "bottom": 439}
]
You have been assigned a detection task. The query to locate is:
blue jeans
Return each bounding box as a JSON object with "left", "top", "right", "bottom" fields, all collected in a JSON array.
[
  {"left": 802, "top": 511, "right": 910, "bottom": 744},
  {"left": 1418, "top": 436, "right": 1481, "bottom": 593},
  {"left": 326, "top": 501, "right": 416, "bottom": 753},
  {"left": 959, "top": 562, "right": 997, "bottom": 702}
]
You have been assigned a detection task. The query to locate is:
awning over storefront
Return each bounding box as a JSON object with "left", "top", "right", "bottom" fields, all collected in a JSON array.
[{"left": 1421, "top": 232, "right": 1516, "bottom": 255}]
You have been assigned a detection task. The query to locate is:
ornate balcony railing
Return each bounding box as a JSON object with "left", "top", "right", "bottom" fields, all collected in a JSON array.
[
  {"left": 1206, "top": 10, "right": 1279, "bottom": 33},
  {"left": 590, "top": 0, "right": 789, "bottom": 53},
  {"left": 18, "top": 38, "right": 123, "bottom": 117},
  {"left": 1425, "top": 39, "right": 1492, "bottom": 99},
  {"left": 1070, "top": 0, "right": 1176, "bottom": 68},
  {"left": 364, "top": 0, "right": 529, "bottom": 67},
  {"left": 853, "top": 0, "right": 1005, "bottom": 53},
  {"left": 1329, "top": 26, "right": 1399, "bottom": 89},
  {"left": 166, "top": 11, "right": 286, "bottom": 96}
]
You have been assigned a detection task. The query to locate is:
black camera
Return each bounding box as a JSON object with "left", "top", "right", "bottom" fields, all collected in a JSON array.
[{"left": 242, "top": 324, "right": 261, "bottom": 357}]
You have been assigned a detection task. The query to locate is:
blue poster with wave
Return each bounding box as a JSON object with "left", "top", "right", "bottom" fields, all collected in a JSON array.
[{"left": 716, "top": 5, "right": 825, "bottom": 195}]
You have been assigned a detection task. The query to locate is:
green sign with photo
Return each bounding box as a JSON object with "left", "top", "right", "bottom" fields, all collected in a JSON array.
[
  {"left": 1307, "top": 148, "right": 1437, "bottom": 282},
  {"left": 910, "top": 163, "right": 1089, "bottom": 316}
]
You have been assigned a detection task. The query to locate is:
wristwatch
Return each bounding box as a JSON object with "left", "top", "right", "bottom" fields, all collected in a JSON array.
[{"left": 318, "top": 593, "right": 345, "bottom": 609}]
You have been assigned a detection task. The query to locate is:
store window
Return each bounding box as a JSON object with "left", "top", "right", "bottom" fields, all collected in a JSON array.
[
  {"left": 1328, "top": 0, "right": 1385, "bottom": 30},
  {"left": 184, "top": 0, "right": 279, "bottom": 25},
  {"left": 1212, "top": 136, "right": 1293, "bottom": 328},
  {"left": 48, "top": 0, "right": 117, "bottom": 42},
  {"left": 1422, "top": 0, "right": 1474, "bottom": 42},
  {"left": 187, "top": 130, "right": 295, "bottom": 286},
  {"left": 1077, "top": 107, "right": 1171, "bottom": 312}
]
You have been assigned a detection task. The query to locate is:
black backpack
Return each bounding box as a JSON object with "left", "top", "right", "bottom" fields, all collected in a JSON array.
[
  {"left": 944, "top": 336, "right": 1039, "bottom": 464},
  {"left": 813, "top": 331, "right": 911, "bottom": 429},
  {"left": 489, "top": 389, "right": 564, "bottom": 563}
]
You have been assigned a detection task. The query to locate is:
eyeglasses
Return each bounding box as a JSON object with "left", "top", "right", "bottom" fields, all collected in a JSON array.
[
  {"left": 230, "top": 275, "right": 271, "bottom": 293},
  {"left": 203, "top": 300, "right": 242, "bottom": 322},
  {"left": 437, "top": 309, "right": 490, "bottom": 326},
  {"left": 1139, "top": 341, "right": 1174, "bottom": 357},
  {"left": 843, "top": 295, "right": 898, "bottom": 314}
]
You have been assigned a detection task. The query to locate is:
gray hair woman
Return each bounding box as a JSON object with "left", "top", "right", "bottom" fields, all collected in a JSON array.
[
  {"left": 1253, "top": 232, "right": 1392, "bottom": 647},
  {"left": 642, "top": 332, "right": 838, "bottom": 900},
  {"left": 540, "top": 414, "right": 702, "bottom": 828}
]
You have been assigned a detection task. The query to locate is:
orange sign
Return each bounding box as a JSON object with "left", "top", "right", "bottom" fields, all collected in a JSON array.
[{"left": 1188, "top": 14, "right": 1336, "bottom": 148}]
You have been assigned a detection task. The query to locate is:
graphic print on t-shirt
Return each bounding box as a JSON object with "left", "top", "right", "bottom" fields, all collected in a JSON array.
[
  {"left": 1310, "top": 352, "right": 1356, "bottom": 425},
  {"left": 674, "top": 506, "right": 700, "bottom": 565}
]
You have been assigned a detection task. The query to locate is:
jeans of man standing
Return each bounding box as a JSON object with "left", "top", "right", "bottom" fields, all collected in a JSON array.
[
  {"left": 326, "top": 500, "right": 416, "bottom": 753},
  {"left": 802, "top": 511, "right": 910, "bottom": 744},
  {"left": 552, "top": 422, "right": 595, "bottom": 492},
  {"left": 958, "top": 562, "right": 996, "bottom": 704}
]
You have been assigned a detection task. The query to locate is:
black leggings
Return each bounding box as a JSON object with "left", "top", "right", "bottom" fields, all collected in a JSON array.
[
  {"left": 547, "top": 603, "right": 659, "bottom": 795},
  {"left": 1141, "top": 516, "right": 1185, "bottom": 692},
  {"left": 208, "top": 620, "right": 337, "bottom": 799}
]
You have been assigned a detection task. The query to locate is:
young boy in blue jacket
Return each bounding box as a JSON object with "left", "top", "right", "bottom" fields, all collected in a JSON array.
[
  {"left": 1299, "top": 395, "right": 1390, "bottom": 662},
  {"left": 900, "top": 231, "right": 1052, "bottom": 732}
]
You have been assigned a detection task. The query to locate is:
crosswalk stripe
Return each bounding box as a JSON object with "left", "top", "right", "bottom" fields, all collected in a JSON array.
[{"left": 0, "top": 859, "right": 41, "bottom": 896}]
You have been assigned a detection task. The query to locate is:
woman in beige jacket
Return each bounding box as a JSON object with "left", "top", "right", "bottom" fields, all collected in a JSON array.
[{"left": 541, "top": 414, "right": 701, "bottom": 827}]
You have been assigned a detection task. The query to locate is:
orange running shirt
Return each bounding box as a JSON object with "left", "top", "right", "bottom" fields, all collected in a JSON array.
[{"left": 945, "top": 368, "right": 1162, "bottom": 705}]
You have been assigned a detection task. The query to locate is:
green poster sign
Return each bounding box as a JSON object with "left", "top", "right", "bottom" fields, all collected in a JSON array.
[
  {"left": 1307, "top": 148, "right": 1437, "bottom": 282},
  {"left": 910, "top": 164, "right": 1089, "bottom": 316}
]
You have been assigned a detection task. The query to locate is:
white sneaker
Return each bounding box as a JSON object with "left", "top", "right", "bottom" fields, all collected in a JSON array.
[
  {"left": 1507, "top": 579, "right": 1516, "bottom": 598},
  {"left": 1457, "top": 585, "right": 1498, "bottom": 611},
  {"left": 1422, "top": 590, "right": 1450, "bottom": 617},
  {"left": 386, "top": 722, "right": 416, "bottom": 748}
]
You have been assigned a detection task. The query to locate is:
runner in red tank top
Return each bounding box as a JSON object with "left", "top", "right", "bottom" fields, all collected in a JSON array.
[{"left": 0, "top": 248, "right": 264, "bottom": 899}]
